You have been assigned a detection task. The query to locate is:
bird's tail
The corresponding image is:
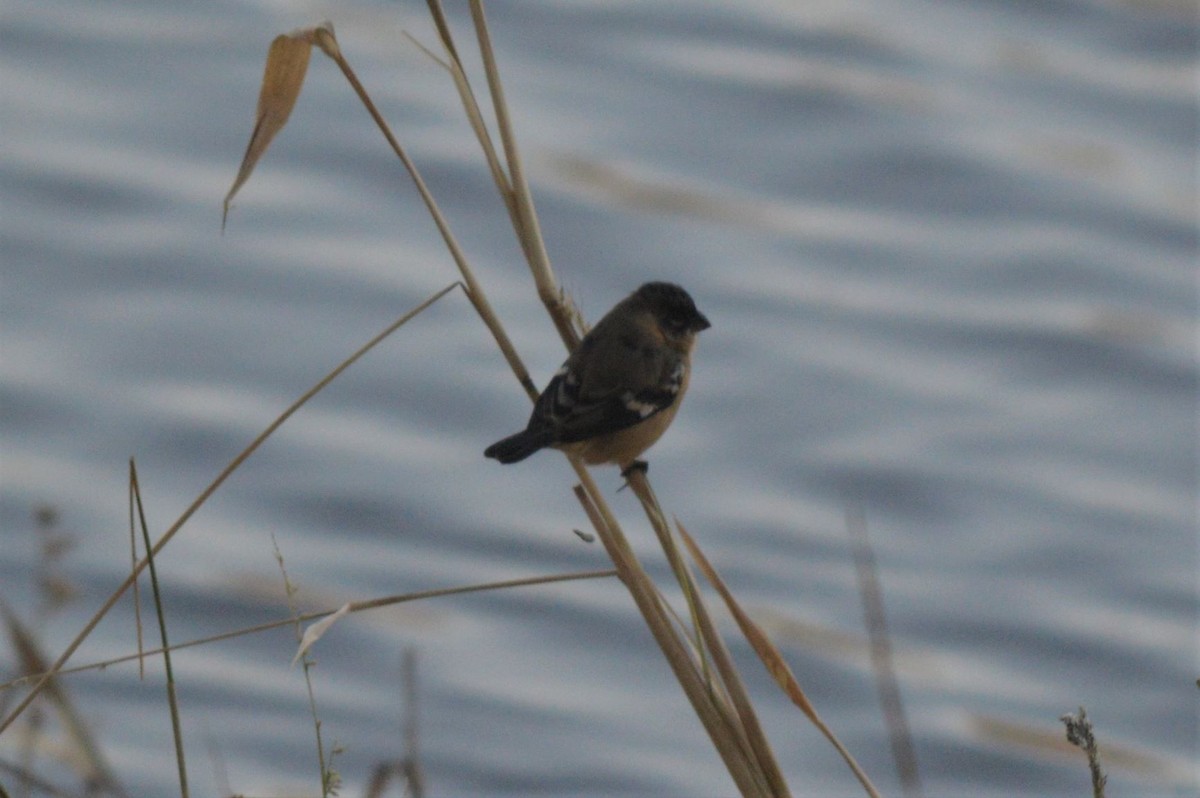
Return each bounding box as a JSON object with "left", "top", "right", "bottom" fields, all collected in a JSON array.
[{"left": 484, "top": 427, "right": 555, "bottom": 464}]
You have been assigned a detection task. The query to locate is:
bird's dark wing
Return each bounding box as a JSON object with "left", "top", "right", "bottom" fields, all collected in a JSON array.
[
  {"left": 523, "top": 312, "right": 686, "bottom": 444},
  {"left": 551, "top": 358, "right": 686, "bottom": 444}
]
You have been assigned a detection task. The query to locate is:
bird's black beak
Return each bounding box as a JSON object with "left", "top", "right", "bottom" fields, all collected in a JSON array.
[{"left": 694, "top": 312, "right": 711, "bottom": 331}]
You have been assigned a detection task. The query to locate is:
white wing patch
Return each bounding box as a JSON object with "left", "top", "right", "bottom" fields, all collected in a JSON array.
[
  {"left": 621, "top": 391, "right": 660, "bottom": 418},
  {"left": 550, "top": 365, "right": 580, "bottom": 417},
  {"left": 665, "top": 360, "right": 686, "bottom": 395},
  {"left": 621, "top": 360, "right": 687, "bottom": 420}
]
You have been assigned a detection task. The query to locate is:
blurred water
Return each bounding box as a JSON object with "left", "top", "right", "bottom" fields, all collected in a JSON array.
[{"left": 1, "top": 0, "right": 1196, "bottom": 795}]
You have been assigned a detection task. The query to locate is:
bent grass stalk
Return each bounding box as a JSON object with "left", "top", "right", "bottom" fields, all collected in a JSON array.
[
  {"left": 0, "top": 282, "right": 462, "bottom": 734},
  {"left": 0, "top": 569, "right": 617, "bottom": 694},
  {"left": 129, "top": 460, "right": 189, "bottom": 797}
]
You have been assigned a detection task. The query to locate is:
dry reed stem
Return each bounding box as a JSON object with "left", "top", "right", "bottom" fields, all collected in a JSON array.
[
  {"left": 625, "top": 472, "right": 715, "bottom": 677},
  {"left": 410, "top": 19, "right": 774, "bottom": 790},
  {"left": 677, "top": 523, "right": 881, "bottom": 798},
  {"left": 418, "top": 11, "right": 782, "bottom": 791},
  {"left": 0, "top": 570, "right": 617, "bottom": 693},
  {"left": 570, "top": 462, "right": 772, "bottom": 796},
  {"left": 644, "top": 513, "right": 789, "bottom": 797},
  {"left": 401, "top": 647, "right": 425, "bottom": 798},
  {"left": 573, "top": 480, "right": 760, "bottom": 789},
  {"left": 848, "top": 508, "right": 922, "bottom": 796},
  {"left": 465, "top": 3, "right": 560, "bottom": 314},
  {"left": 310, "top": 25, "right": 538, "bottom": 401},
  {"left": 625, "top": 474, "right": 773, "bottom": 780},
  {"left": 422, "top": 0, "right": 583, "bottom": 348},
  {"left": 402, "top": 30, "right": 515, "bottom": 206},
  {"left": 0, "top": 282, "right": 462, "bottom": 734},
  {"left": 412, "top": 6, "right": 799, "bottom": 795}
]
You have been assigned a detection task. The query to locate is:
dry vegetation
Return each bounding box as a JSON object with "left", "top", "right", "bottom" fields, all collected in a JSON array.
[{"left": 0, "top": 3, "right": 1131, "bottom": 797}]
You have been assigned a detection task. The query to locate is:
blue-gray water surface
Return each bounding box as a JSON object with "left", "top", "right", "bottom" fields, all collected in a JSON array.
[{"left": 2, "top": 0, "right": 1196, "bottom": 796}]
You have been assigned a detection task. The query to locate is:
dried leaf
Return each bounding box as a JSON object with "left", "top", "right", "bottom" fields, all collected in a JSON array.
[
  {"left": 676, "top": 519, "right": 882, "bottom": 798},
  {"left": 675, "top": 521, "right": 818, "bottom": 720},
  {"left": 223, "top": 26, "right": 329, "bottom": 226},
  {"left": 291, "top": 602, "right": 351, "bottom": 667}
]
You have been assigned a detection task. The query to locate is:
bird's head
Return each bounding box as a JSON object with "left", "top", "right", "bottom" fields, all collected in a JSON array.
[{"left": 636, "top": 282, "right": 711, "bottom": 344}]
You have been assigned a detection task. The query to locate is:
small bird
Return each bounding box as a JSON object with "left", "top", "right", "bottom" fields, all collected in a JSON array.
[{"left": 484, "top": 281, "right": 710, "bottom": 474}]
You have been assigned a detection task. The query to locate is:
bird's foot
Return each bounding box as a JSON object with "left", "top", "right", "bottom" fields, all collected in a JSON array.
[{"left": 618, "top": 460, "right": 649, "bottom": 488}]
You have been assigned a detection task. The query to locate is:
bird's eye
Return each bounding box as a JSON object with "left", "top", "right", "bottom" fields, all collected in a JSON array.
[{"left": 665, "top": 314, "right": 689, "bottom": 334}]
